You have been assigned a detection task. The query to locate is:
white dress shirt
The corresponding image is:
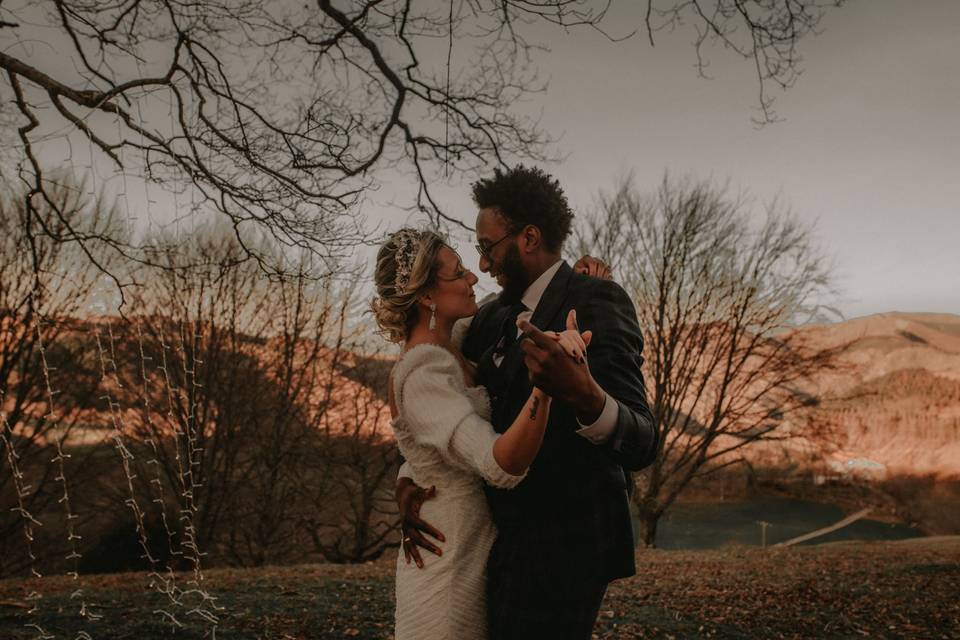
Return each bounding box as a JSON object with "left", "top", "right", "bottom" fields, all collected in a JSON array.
[{"left": 511, "top": 260, "right": 619, "bottom": 444}]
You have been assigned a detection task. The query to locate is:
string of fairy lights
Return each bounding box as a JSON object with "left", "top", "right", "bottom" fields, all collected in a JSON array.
[
  {"left": 2, "top": 307, "right": 227, "bottom": 637},
  {"left": 36, "top": 309, "right": 94, "bottom": 635},
  {"left": 94, "top": 321, "right": 222, "bottom": 632},
  {"left": 1, "top": 68, "right": 226, "bottom": 638}
]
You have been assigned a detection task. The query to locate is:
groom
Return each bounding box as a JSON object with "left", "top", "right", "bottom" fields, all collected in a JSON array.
[{"left": 396, "top": 165, "right": 659, "bottom": 639}]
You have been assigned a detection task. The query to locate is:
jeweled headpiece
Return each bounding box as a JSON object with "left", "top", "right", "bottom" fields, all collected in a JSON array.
[{"left": 392, "top": 228, "right": 422, "bottom": 293}]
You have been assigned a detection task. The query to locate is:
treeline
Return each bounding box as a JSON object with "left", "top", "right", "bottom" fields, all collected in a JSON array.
[{"left": 0, "top": 180, "right": 400, "bottom": 577}]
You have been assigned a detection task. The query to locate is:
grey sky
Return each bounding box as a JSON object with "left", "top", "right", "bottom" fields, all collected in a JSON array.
[
  {"left": 368, "top": 0, "right": 959, "bottom": 319},
  {"left": 6, "top": 1, "right": 958, "bottom": 320}
]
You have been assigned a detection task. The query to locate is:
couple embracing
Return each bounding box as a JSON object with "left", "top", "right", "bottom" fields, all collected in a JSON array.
[{"left": 371, "top": 166, "right": 659, "bottom": 640}]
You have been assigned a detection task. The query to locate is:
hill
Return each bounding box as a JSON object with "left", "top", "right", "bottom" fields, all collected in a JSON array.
[
  {"left": 765, "top": 312, "right": 960, "bottom": 479},
  {"left": 15, "top": 311, "right": 960, "bottom": 476}
]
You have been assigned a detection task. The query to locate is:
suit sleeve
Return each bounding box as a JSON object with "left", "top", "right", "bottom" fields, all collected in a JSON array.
[{"left": 577, "top": 279, "right": 659, "bottom": 472}]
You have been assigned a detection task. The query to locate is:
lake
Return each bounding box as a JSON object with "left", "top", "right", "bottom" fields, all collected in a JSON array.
[{"left": 642, "top": 497, "right": 925, "bottom": 549}]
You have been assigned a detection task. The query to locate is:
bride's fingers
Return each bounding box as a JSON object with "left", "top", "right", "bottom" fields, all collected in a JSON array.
[
  {"left": 542, "top": 328, "right": 591, "bottom": 360},
  {"left": 557, "top": 333, "right": 585, "bottom": 363},
  {"left": 561, "top": 329, "right": 586, "bottom": 354}
]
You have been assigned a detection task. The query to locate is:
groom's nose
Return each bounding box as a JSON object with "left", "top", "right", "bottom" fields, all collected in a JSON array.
[{"left": 478, "top": 254, "right": 492, "bottom": 273}]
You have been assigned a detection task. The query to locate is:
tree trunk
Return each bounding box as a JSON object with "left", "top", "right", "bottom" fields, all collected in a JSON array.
[{"left": 637, "top": 509, "right": 660, "bottom": 548}]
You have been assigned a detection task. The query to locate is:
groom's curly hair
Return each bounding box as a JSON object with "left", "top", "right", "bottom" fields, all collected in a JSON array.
[{"left": 471, "top": 165, "right": 573, "bottom": 253}]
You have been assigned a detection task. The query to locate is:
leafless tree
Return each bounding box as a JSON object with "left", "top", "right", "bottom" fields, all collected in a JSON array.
[
  {"left": 575, "top": 175, "right": 843, "bottom": 546},
  {"left": 85, "top": 226, "right": 361, "bottom": 568},
  {"left": 219, "top": 271, "right": 360, "bottom": 567},
  {"left": 299, "top": 346, "right": 401, "bottom": 564},
  {"left": 1, "top": 0, "right": 842, "bottom": 291},
  {"left": 0, "top": 178, "right": 121, "bottom": 576},
  {"left": 2, "top": 192, "right": 399, "bottom": 573},
  {"left": 646, "top": 0, "right": 844, "bottom": 124}
]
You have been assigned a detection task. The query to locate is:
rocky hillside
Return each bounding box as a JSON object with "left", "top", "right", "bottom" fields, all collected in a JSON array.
[{"left": 766, "top": 312, "right": 960, "bottom": 479}]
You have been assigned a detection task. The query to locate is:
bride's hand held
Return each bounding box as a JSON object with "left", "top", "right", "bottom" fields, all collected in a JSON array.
[
  {"left": 543, "top": 310, "right": 593, "bottom": 363},
  {"left": 517, "top": 310, "right": 606, "bottom": 423}
]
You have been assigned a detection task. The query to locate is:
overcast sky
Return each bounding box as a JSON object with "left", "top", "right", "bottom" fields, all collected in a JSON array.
[
  {"left": 8, "top": 0, "right": 958, "bottom": 320},
  {"left": 368, "top": 0, "right": 959, "bottom": 320}
]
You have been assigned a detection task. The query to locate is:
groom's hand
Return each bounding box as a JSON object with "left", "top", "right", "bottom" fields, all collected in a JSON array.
[
  {"left": 396, "top": 477, "right": 444, "bottom": 569},
  {"left": 518, "top": 311, "right": 606, "bottom": 424}
]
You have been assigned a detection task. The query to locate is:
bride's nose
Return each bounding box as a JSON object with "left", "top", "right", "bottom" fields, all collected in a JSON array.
[{"left": 466, "top": 271, "right": 479, "bottom": 285}]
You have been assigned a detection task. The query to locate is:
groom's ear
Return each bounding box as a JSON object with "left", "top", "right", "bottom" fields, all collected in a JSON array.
[{"left": 517, "top": 224, "right": 542, "bottom": 254}]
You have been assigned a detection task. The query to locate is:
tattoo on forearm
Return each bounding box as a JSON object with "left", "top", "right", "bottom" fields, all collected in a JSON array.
[{"left": 529, "top": 396, "right": 540, "bottom": 419}]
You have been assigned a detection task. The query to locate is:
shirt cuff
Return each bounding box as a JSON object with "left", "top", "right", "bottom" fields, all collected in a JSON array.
[
  {"left": 575, "top": 391, "right": 619, "bottom": 444},
  {"left": 397, "top": 460, "right": 413, "bottom": 481}
]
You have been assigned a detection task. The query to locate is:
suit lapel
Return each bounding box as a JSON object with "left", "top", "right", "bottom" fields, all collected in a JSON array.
[
  {"left": 497, "top": 262, "right": 574, "bottom": 405},
  {"left": 529, "top": 261, "right": 573, "bottom": 332}
]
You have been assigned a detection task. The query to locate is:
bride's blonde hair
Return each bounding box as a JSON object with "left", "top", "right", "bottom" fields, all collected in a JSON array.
[{"left": 371, "top": 228, "right": 447, "bottom": 343}]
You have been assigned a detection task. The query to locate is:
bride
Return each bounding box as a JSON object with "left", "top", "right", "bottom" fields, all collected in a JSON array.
[{"left": 371, "top": 228, "right": 590, "bottom": 640}]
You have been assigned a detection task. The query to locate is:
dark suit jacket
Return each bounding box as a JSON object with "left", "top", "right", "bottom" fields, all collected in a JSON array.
[{"left": 461, "top": 261, "right": 659, "bottom": 587}]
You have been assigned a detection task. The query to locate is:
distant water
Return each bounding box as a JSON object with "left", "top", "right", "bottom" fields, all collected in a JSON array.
[{"left": 640, "top": 497, "right": 925, "bottom": 549}]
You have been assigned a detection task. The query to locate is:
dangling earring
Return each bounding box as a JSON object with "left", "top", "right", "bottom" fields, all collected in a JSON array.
[{"left": 429, "top": 303, "right": 437, "bottom": 331}]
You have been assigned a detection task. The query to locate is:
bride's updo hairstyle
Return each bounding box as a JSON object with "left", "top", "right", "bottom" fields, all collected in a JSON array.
[{"left": 372, "top": 228, "right": 447, "bottom": 343}]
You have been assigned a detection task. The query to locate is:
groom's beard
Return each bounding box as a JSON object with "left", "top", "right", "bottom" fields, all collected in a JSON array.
[{"left": 496, "top": 244, "right": 528, "bottom": 306}]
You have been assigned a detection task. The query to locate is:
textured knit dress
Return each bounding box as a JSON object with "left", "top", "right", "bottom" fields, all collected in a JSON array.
[{"left": 392, "top": 343, "right": 526, "bottom": 640}]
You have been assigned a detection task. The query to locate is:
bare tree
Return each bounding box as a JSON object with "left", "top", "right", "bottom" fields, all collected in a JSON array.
[
  {"left": 647, "top": 0, "right": 845, "bottom": 124},
  {"left": 219, "top": 270, "right": 359, "bottom": 567},
  {"left": 2, "top": 194, "right": 399, "bottom": 574},
  {"left": 0, "top": 0, "right": 842, "bottom": 289},
  {"left": 84, "top": 226, "right": 360, "bottom": 569},
  {"left": 0, "top": 179, "right": 121, "bottom": 576},
  {"left": 300, "top": 347, "right": 401, "bottom": 564},
  {"left": 575, "top": 175, "right": 842, "bottom": 546}
]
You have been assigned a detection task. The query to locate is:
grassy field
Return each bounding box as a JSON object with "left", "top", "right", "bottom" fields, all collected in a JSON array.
[{"left": 1, "top": 537, "right": 958, "bottom": 639}]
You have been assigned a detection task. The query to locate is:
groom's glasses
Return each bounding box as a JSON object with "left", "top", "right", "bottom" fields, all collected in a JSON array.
[{"left": 474, "top": 232, "right": 512, "bottom": 261}]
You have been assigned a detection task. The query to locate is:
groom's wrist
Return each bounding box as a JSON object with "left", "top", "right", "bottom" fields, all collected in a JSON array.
[
  {"left": 573, "top": 380, "right": 606, "bottom": 424},
  {"left": 396, "top": 477, "right": 415, "bottom": 505}
]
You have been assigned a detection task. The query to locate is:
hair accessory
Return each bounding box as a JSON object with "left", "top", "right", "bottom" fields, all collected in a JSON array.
[{"left": 393, "top": 229, "right": 422, "bottom": 293}]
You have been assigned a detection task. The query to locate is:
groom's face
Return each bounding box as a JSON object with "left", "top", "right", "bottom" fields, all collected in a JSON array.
[{"left": 475, "top": 207, "right": 529, "bottom": 305}]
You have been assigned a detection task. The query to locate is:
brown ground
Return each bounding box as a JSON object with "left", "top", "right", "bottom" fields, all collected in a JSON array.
[{"left": 1, "top": 536, "right": 957, "bottom": 639}]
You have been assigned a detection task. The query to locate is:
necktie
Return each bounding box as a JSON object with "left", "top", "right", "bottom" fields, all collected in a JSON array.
[{"left": 494, "top": 302, "right": 527, "bottom": 364}]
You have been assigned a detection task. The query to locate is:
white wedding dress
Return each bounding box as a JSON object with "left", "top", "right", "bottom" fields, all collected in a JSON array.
[{"left": 391, "top": 343, "right": 525, "bottom": 640}]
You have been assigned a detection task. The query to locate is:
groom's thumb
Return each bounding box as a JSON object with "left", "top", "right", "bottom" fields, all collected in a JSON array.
[{"left": 581, "top": 330, "right": 593, "bottom": 348}]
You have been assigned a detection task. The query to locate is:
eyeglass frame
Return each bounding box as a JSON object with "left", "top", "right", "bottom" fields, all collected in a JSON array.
[{"left": 474, "top": 231, "right": 514, "bottom": 261}]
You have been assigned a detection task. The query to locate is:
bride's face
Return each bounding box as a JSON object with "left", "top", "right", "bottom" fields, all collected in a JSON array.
[{"left": 427, "top": 246, "right": 479, "bottom": 321}]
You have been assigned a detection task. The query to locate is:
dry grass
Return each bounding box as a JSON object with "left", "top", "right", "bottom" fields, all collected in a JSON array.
[{"left": 1, "top": 537, "right": 957, "bottom": 639}]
